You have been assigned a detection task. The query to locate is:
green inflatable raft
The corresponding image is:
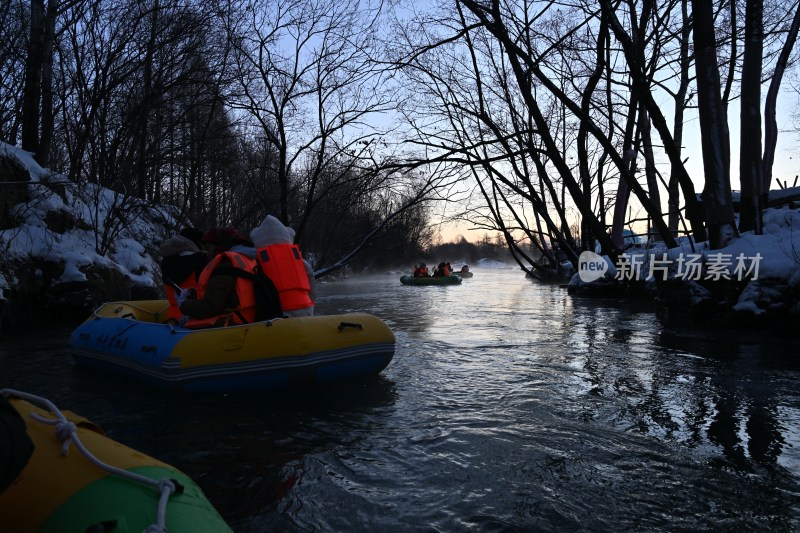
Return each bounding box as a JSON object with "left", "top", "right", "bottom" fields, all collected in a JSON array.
[
  {"left": 400, "top": 274, "right": 462, "bottom": 286},
  {"left": 0, "top": 389, "right": 232, "bottom": 533}
]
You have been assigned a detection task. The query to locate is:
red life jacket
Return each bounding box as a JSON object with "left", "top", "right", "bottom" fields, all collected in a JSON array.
[
  {"left": 163, "top": 272, "right": 198, "bottom": 322},
  {"left": 183, "top": 252, "right": 258, "bottom": 328},
  {"left": 255, "top": 244, "right": 313, "bottom": 312}
]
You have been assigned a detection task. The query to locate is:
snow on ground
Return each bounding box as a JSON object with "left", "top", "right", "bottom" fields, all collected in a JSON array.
[
  {"left": 662, "top": 205, "right": 800, "bottom": 281},
  {"left": 572, "top": 202, "right": 800, "bottom": 314},
  {"left": 0, "top": 142, "right": 177, "bottom": 290}
]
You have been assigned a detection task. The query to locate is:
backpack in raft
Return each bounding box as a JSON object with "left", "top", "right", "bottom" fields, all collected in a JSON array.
[{"left": 213, "top": 265, "right": 283, "bottom": 321}]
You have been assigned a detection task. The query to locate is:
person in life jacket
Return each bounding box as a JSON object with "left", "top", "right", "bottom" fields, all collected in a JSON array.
[
  {"left": 433, "top": 261, "right": 450, "bottom": 277},
  {"left": 158, "top": 227, "right": 209, "bottom": 323},
  {"left": 179, "top": 227, "right": 259, "bottom": 328},
  {"left": 413, "top": 263, "right": 429, "bottom": 277},
  {"left": 250, "top": 215, "right": 316, "bottom": 318}
]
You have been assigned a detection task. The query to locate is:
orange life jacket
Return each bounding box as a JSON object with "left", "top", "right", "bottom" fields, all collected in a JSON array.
[
  {"left": 183, "top": 252, "right": 258, "bottom": 328},
  {"left": 163, "top": 272, "right": 198, "bottom": 322},
  {"left": 255, "top": 244, "right": 313, "bottom": 312}
]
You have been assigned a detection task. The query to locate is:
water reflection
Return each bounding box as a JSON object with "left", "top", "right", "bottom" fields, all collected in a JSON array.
[{"left": 562, "top": 294, "right": 796, "bottom": 476}]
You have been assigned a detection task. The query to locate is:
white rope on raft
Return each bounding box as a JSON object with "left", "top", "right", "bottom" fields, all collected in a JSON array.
[{"left": 1, "top": 388, "right": 176, "bottom": 533}]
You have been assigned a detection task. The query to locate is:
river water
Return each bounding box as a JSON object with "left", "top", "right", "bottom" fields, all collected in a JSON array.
[{"left": 2, "top": 268, "right": 799, "bottom": 531}]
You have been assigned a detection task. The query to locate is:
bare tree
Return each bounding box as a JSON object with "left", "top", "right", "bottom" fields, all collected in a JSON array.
[
  {"left": 599, "top": 0, "right": 707, "bottom": 244},
  {"left": 0, "top": 0, "right": 27, "bottom": 144},
  {"left": 390, "top": 1, "right": 588, "bottom": 275},
  {"left": 398, "top": 0, "right": 799, "bottom": 260},
  {"left": 21, "top": 0, "right": 46, "bottom": 158},
  {"left": 692, "top": 0, "right": 738, "bottom": 248},
  {"left": 223, "top": 0, "right": 398, "bottom": 239},
  {"left": 4, "top": 0, "right": 446, "bottom": 277},
  {"left": 20, "top": 0, "right": 81, "bottom": 166},
  {"left": 396, "top": 0, "right": 684, "bottom": 270}
]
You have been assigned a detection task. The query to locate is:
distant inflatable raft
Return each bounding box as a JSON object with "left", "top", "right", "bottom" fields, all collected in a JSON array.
[
  {"left": 400, "top": 274, "right": 462, "bottom": 286},
  {"left": 0, "top": 390, "right": 231, "bottom": 533},
  {"left": 71, "top": 301, "right": 396, "bottom": 392}
]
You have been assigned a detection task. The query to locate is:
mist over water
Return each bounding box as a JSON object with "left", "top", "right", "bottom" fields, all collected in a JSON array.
[{"left": 2, "top": 268, "right": 799, "bottom": 531}]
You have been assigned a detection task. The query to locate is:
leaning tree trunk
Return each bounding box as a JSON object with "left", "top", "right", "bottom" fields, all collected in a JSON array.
[
  {"left": 579, "top": 15, "right": 608, "bottom": 251},
  {"left": 762, "top": 2, "right": 800, "bottom": 194},
  {"left": 611, "top": 89, "right": 640, "bottom": 250},
  {"left": 691, "top": 0, "right": 738, "bottom": 249},
  {"left": 640, "top": 103, "right": 662, "bottom": 240},
  {"left": 668, "top": 0, "right": 691, "bottom": 234}
]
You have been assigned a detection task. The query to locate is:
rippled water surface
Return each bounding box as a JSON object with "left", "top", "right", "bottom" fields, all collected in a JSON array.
[{"left": 2, "top": 268, "right": 800, "bottom": 531}]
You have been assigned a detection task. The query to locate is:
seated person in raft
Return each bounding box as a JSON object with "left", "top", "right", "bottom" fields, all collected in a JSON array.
[
  {"left": 432, "top": 262, "right": 451, "bottom": 277},
  {"left": 413, "top": 263, "right": 430, "bottom": 277},
  {"left": 178, "top": 227, "right": 259, "bottom": 328},
  {"left": 158, "top": 227, "right": 209, "bottom": 323},
  {"left": 249, "top": 215, "right": 316, "bottom": 318}
]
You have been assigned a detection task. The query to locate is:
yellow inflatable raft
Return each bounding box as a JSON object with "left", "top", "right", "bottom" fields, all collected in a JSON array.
[
  {"left": 0, "top": 389, "right": 231, "bottom": 532},
  {"left": 70, "top": 301, "right": 396, "bottom": 392}
]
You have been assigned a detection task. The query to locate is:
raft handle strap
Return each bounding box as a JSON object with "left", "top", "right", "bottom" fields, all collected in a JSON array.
[
  {"left": 338, "top": 322, "right": 363, "bottom": 332},
  {"left": 0, "top": 389, "right": 177, "bottom": 533}
]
